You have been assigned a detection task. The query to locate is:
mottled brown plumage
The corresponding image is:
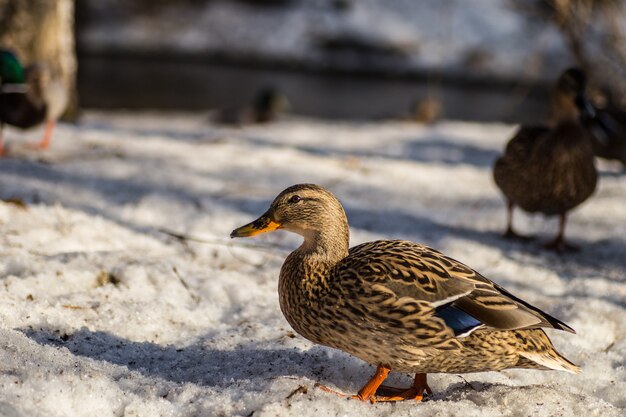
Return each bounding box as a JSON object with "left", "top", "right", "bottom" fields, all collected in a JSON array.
[
  {"left": 231, "top": 184, "right": 579, "bottom": 403},
  {"left": 494, "top": 68, "right": 598, "bottom": 251}
]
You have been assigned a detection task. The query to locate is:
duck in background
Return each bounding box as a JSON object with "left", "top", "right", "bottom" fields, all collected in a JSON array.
[
  {"left": 209, "top": 86, "right": 290, "bottom": 126},
  {"left": 0, "top": 48, "right": 68, "bottom": 156},
  {"left": 493, "top": 68, "right": 598, "bottom": 252},
  {"left": 251, "top": 87, "right": 290, "bottom": 123},
  {"left": 399, "top": 97, "right": 442, "bottom": 124}
]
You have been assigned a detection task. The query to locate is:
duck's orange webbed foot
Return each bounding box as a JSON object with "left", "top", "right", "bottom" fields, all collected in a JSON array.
[
  {"left": 544, "top": 213, "right": 579, "bottom": 253},
  {"left": 544, "top": 236, "right": 579, "bottom": 253},
  {"left": 315, "top": 366, "right": 431, "bottom": 403},
  {"left": 371, "top": 373, "right": 432, "bottom": 402},
  {"left": 25, "top": 120, "right": 55, "bottom": 151},
  {"left": 315, "top": 364, "right": 391, "bottom": 403}
]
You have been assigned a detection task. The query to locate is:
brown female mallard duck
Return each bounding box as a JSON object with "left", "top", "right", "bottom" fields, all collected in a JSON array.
[
  {"left": 231, "top": 184, "right": 579, "bottom": 403},
  {"left": 0, "top": 49, "right": 67, "bottom": 156},
  {"left": 493, "top": 68, "right": 597, "bottom": 251}
]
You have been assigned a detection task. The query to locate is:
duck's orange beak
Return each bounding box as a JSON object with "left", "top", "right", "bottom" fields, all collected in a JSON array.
[{"left": 230, "top": 211, "right": 281, "bottom": 238}]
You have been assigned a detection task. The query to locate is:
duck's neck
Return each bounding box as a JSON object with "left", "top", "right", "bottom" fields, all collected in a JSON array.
[
  {"left": 281, "top": 216, "right": 350, "bottom": 288},
  {"left": 550, "top": 92, "right": 581, "bottom": 126},
  {"left": 279, "top": 220, "right": 349, "bottom": 314},
  {"left": 296, "top": 220, "right": 350, "bottom": 266}
]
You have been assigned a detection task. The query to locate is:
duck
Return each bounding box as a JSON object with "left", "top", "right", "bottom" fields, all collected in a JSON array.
[
  {"left": 399, "top": 97, "right": 442, "bottom": 124},
  {"left": 0, "top": 48, "right": 68, "bottom": 156},
  {"left": 231, "top": 184, "right": 579, "bottom": 403},
  {"left": 493, "top": 68, "right": 598, "bottom": 251},
  {"left": 209, "top": 86, "right": 290, "bottom": 126}
]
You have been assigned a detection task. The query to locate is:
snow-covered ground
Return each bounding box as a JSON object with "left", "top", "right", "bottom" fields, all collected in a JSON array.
[{"left": 0, "top": 112, "right": 624, "bottom": 416}]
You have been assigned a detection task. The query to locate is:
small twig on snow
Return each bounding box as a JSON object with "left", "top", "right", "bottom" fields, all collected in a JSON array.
[
  {"left": 172, "top": 266, "right": 201, "bottom": 304},
  {"left": 603, "top": 340, "right": 615, "bottom": 353},
  {"left": 285, "top": 385, "right": 308, "bottom": 400}
]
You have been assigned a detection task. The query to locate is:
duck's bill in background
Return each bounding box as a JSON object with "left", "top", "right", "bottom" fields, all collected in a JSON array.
[
  {"left": 575, "top": 93, "right": 596, "bottom": 119},
  {"left": 230, "top": 212, "right": 281, "bottom": 238}
]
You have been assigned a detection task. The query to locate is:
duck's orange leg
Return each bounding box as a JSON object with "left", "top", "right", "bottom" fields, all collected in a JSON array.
[
  {"left": 373, "top": 373, "right": 432, "bottom": 402},
  {"left": 503, "top": 201, "right": 533, "bottom": 241},
  {"left": 37, "top": 120, "right": 55, "bottom": 149},
  {"left": 315, "top": 366, "right": 430, "bottom": 403},
  {"left": 544, "top": 213, "right": 579, "bottom": 252},
  {"left": 315, "top": 364, "right": 391, "bottom": 402},
  {"left": 355, "top": 364, "right": 391, "bottom": 401},
  {"left": 26, "top": 120, "right": 55, "bottom": 151}
]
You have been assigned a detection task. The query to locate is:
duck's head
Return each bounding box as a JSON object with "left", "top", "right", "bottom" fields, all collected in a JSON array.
[
  {"left": 231, "top": 184, "right": 349, "bottom": 252},
  {"left": 0, "top": 49, "right": 26, "bottom": 84},
  {"left": 552, "top": 67, "right": 595, "bottom": 122}
]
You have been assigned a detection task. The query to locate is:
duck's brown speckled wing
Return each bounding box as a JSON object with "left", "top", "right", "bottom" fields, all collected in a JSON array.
[
  {"left": 334, "top": 240, "right": 573, "bottom": 338},
  {"left": 493, "top": 126, "right": 548, "bottom": 207}
]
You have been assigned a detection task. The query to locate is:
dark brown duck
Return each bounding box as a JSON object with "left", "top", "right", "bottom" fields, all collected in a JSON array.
[{"left": 493, "top": 68, "right": 598, "bottom": 251}]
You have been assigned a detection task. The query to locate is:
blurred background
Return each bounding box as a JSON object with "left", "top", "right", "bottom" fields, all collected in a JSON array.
[{"left": 2, "top": 0, "right": 626, "bottom": 123}]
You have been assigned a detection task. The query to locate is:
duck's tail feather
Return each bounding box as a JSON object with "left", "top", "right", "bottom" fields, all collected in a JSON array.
[
  {"left": 519, "top": 350, "right": 581, "bottom": 374},
  {"left": 516, "top": 329, "right": 581, "bottom": 374}
]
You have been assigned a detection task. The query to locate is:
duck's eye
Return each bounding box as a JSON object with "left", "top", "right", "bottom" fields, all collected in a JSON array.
[{"left": 288, "top": 195, "right": 302, "bottom": 204}]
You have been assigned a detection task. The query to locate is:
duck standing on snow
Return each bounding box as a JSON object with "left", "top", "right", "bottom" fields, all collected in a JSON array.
[
  {"left": 231, "top": 184, "right": 579, "bottom": 403},
  {"left": 493, "top": 68, "right": 598, "bottom": 251},
  {"left": 0, "top": 48, "right": 68, "bottom": 156}
]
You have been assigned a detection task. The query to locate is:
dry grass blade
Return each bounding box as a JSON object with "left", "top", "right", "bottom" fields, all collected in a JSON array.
[{"left": 157, "top": 228, "right": 291, "bottom": 254}]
